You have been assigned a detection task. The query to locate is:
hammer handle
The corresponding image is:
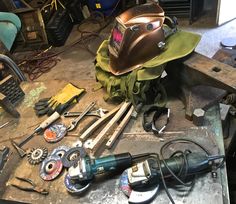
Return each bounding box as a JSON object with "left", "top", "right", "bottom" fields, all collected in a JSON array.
[{"left": 19, "top": 132, "right": 35, "bottom": 147}]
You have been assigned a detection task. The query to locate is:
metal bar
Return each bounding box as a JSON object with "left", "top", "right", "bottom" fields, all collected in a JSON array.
[{"left": 166, "top": 52, "right": 236, "bottom": 94}]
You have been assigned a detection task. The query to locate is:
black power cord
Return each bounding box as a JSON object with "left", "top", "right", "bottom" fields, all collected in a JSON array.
[{"left": 148, "top": 139, "right": 224, "bottom": 204}]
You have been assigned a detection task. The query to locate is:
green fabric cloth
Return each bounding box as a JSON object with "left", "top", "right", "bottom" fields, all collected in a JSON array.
[
  {"left": 95, "top": 29, "right": 201, "bottom": 105},
  {"left": 96, "top": 30, "right": 201, "bottom": 81},
  {"left": 143, "top": 30, "right": 201, "bottom": 67}
]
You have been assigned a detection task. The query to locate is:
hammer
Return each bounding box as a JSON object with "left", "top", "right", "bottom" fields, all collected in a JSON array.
[{"left": 11, "top": 112, "right": 61, "bottom": 157}]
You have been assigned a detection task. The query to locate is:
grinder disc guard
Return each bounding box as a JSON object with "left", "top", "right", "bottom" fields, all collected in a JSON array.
[
  {"left": 64, "top": 173, "right": 91, "bottom": 194},
  {"left": 119, "top": 170, "right": 159, "bottom": 204}
]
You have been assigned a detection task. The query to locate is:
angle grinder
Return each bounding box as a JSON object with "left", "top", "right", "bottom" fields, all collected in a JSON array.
[
  {"left": 66, "top": 151, "right": 150, "bottom": 193},
  {"left": 66, "top": 148, "right": 224, "bottom": 195},
  {"left": 68, "top": 152, "right": 150, "bottom": 181}
]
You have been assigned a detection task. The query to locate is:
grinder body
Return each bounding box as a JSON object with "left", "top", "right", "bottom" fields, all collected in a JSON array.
[
  {"left": 128, "top": 153, "right": 216, "bottom": 189},
  {"left": 69, "top": 153, "right": 133, "bottom": 181}
]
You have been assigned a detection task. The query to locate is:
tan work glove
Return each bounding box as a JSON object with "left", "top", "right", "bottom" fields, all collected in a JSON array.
[{"left": 34, "top": 83, "right": 85, "bottom": 116}]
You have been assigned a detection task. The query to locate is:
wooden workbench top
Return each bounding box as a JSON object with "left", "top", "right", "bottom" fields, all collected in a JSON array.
[{"left": 0, "top": 79, "right": 228, "bottom": 204}]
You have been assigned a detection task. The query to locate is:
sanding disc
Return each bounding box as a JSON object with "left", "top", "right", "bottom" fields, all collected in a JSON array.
[
  {"left": 51, "top": 146, "right": 70, "bottom": 158},
  {"left": 64, "top": 173, "right": 91, "bottom": 194},
  {"left": 44, "top": 124, "right": 67, "bottom": 143},
  {"left": 40, "top": 155, "right": 63, "bottom": 181},
  {"left": 119, "top": 170, "right": 159, "bottom": 204}
]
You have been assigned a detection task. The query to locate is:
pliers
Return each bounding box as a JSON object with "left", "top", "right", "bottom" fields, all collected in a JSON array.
[{"left": 11, "top": 177, "right": 49, "bottom": 195}]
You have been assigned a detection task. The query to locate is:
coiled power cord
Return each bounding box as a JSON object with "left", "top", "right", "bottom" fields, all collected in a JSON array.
[{"left": 148, "top": 139, "right": 224, "bottom": 204}]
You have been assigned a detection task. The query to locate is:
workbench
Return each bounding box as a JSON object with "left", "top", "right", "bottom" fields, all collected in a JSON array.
[{"left": 0, "top": 79, "right": 230, "bottom": 204}]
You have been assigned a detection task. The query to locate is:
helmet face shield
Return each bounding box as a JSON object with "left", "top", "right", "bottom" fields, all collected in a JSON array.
[
  {"left": 109, "top": 3, "right": 166, "bottom": 75},
  {"left": 110, "top": 19, "right": 127, "bottom": 56}
]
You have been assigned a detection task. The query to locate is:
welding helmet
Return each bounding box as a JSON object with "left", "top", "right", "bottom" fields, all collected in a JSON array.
[{"left": 108, "top": 3, "right": 177, "bottom": 75}]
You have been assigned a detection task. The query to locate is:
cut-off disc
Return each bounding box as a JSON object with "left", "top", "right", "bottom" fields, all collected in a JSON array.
[{"left": 119, "top": 170, "right": 159, "bottom": 204}]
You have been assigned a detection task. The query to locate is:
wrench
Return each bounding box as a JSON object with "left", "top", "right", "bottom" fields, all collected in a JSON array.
[
  {"left": 67, "top": 102, "right": 96, "bottom": 132},
  {"left": 63, "top": 108, "right": 108, "bottom": 118}
]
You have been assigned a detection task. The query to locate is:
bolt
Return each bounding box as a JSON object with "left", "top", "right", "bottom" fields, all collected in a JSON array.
[
  {"left": 211, "top": 171, "right": 217, "bottom": 178},
  {"left": 192, "top": 108, "right": 205, "bottom": 126},
  {"left": 158, "top": 41, "right": 165, "bottom": 49}
]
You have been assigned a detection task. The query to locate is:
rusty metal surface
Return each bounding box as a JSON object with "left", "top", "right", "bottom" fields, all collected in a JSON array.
[
  {"left": 204, "top": 104, "right": 230, "bottom": 204},
  {"left": 182, "top": 85, "right": 226, "bottom": 120},
  {"left": 0, "top": 80, "right": 229, "bottom": 203},
  {"left": 212, "top": 48, "right": 236, "bottom": 68},
  {"left": 165, "top": 52, "right": 236, "bottom": 121}
]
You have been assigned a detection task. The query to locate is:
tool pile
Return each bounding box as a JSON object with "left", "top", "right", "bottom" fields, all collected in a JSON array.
[
  {"left": 6, "top": 83, "right": 144, "bottom": 198},
  {"left": 1, "top": 59, "right": 230, "bottom": 203},
  {"left": 4, "top": 80, "right": 225, "bottom": 204}
]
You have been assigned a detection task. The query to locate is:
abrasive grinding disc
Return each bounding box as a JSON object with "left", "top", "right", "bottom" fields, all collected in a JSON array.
[
  {"left": 51, "top": 145, "right": 70, "bottom": 158},
  {"left": 40, "top": 155, "right": 63, "bottom": 181},
  {"left": 64, "top": 173, "right": 91, "bottom": 194},
  {"left": 44, "top": 124, "right": 67, "bottom": 143},
  {"left": 119, "top": 170, "right": 159, "bottom": 204}
]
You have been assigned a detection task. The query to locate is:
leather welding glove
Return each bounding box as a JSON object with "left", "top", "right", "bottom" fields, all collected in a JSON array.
[{"left": 34, "top": 83, "right": 85, "bottom": 116}]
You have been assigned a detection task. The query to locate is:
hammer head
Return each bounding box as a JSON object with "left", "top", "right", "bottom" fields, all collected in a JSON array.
[{"left": 10, "top": 140, "right": 26, "bottom": 158}]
